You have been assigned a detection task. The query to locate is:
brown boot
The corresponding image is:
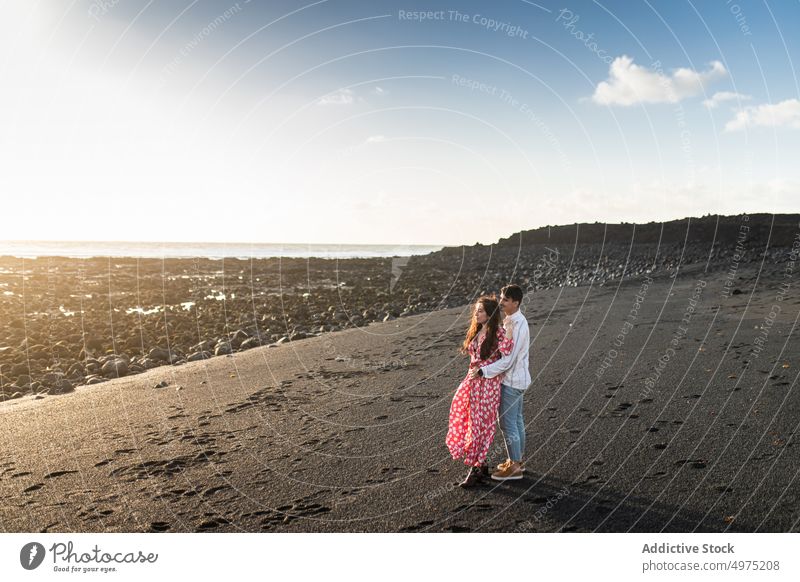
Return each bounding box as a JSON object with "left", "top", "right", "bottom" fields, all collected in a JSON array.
[
  {"left": 496, "top": 458, "right": 512, "bottom": 472},
  {"left": 459, "top": 466, "right": 484, "bottom": 488},
  {"left": 491, "top": 461, "right": 523, "bottom": 481},
  {"left": 497, "top": 458, "right": 526, "bottom": 473}
]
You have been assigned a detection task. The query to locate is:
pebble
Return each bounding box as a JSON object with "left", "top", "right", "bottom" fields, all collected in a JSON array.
[{"left": 1, "top": 216, "right": 797, "bottom": 398}]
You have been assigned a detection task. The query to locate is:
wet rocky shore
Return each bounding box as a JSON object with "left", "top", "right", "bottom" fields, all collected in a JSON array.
[{"left": 2, "top": 214, "right": 798, "bottom": 400}]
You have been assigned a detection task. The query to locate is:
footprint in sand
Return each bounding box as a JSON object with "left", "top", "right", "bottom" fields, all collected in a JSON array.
[{"left": 44, "top": 470, "right": 79, "bottom": 479}]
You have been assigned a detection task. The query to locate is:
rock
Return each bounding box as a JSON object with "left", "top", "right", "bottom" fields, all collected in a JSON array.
[
  {"left": 101, "top": 358, "right": 128, "bottom": 378},
  {"left": 229, "top": 330, "right": 248, "bottom": 348},
  {"left": 192, "top": 340, "right": 215, "bottom": 353},
  {"left": 53, "top": 341, "right": 72, "bottom": 358},
  {"left": 187, "top": 351, "right": 211, "bottom": 362},
  {"left": 29, "top": 345, "right": 48, "bottom": 360},
  {"left": 153, "top": 380, "right": 169, "bottom": 389},
  {"left": 276, "top": 336, "right": 290, "bottom": 344},
  {"left": 67, "top": 363, "right": 86, "bottom": 377},
  {"left": 48, "top": 379, "right": 75, "bottom": 395},
  {"left": 0, "top": 384, "right": 21, "bottom": 396},
  {"left": 148, "top": 347, "right": 172, "bottom": 362},
  {"left": 10, "top": 363, "right": 28, "bottom": 378},
  {"left": 41, "top": 371, "right": 66, "bottom": 386},
  {"left": 383, "top": 314, "right": 396, "bottom": 322},
  {"left": 214, "top": 342, "right": 232, "bottom": 356},
  {"left": 84, "top": 376, "right": 105, "bottom": 385},
  {"left": 140, "top": 358, "right": 160, "bottom": 369},
  {"left": 85, "top": 337, "right": 105, "bottom": 352},
  {"left": 239, "top": 338, "right": 261, "bottom": 350}
]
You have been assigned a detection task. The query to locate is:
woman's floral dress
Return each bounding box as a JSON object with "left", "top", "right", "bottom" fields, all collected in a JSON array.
[{"left": 446, "top": 327, "right": 513, "bottom": 467}]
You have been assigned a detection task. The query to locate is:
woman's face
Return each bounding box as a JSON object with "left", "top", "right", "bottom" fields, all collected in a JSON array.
[{"left": 474, "top": 302, "right": 488, "bottom": 325}]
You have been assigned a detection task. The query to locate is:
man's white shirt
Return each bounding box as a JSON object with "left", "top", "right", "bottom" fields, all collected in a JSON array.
[{"left": 481, "top": 309, "right": 531, "bottom": 390}]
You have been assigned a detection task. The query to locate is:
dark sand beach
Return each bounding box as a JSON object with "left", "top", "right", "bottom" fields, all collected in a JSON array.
[{"left": 1, "top": 215, "right": 800, "bottom": 532}]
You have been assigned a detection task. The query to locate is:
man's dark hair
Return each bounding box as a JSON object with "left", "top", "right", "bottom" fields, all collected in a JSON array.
[{"left": 501, "top": 284, "right": 524, "bottom": 304}]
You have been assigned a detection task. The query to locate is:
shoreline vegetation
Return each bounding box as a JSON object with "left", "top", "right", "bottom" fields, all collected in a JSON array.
[{"left": 2, "top": 214, "right": 798, "bottom": 401}]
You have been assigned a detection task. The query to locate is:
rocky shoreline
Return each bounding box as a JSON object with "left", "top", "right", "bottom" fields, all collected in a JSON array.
[{"left": 2, "top": 214, "right": 798, "bottom": 400}]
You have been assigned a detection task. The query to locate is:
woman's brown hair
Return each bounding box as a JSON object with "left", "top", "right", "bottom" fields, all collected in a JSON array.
[{"left": 462, "top": 295, "right": 503, "bottom": 361}]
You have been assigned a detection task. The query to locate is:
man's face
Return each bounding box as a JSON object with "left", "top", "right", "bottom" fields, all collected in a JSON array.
[{"left": 499, "top": 294, "right": 519, "bottom": 315}]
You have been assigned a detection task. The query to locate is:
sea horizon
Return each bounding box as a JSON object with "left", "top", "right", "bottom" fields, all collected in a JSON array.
[{"left": 0, "top": 240, "right": 444, "bottom": 260}]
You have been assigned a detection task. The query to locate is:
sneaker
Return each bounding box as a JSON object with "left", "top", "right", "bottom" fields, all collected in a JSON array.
[
  {"left": 496, "top": 458, "right": 513, "bottom": 472},
  {"left": 459, "top": 466, "right": 484, "bottom": 488},
  {"left": 491, "top": 461, "right": 523, "bottom": 481},
  {"left": 497, "top": 458, "right": 526, "bottom": 473}
]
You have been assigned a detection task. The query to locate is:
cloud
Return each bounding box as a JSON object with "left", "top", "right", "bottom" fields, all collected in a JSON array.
[
  {"left": 371, "top": 86, "right": 387, "bottom": 95},
  {"left": 724, "top": 99, "right": 800, "bottom": 131},
  {"left": 702, "top": 91, "right": 751, "bottom": 109},
  {"left": 365, "top": 135, "right": 386, "bottom": 143},
  {"left": 317, "top": 88, "right": 355, "bottom": 105},
  {"left": 592, "top": 56, "right": 726, "bottom": 106}
]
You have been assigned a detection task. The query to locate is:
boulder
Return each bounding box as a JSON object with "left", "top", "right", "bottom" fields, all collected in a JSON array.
[
  {"left": 48, "top": 379, "right": 75, "bottom": 395},
  {"left": 239, "top": 337, "right": 261, "bottom": 350},
  {"left": 229, "top": 330, "right": 249, "bottom": 348},
  {"left": 147, "top": 347, "right": 172, "bottom": 362},
  {"left": 41, "top": 372, "right": 65, "bottom": 386},
  {"left": 141, "top": 358, "right": 160, "bottom": 369},
  {"left": 101, "top": 358, "right": 128, "bottom": 378}
]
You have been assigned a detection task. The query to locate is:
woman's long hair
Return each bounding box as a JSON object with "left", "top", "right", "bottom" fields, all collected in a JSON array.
[{"left": 462, "top": 295, "right": 502, "bottom": 361}]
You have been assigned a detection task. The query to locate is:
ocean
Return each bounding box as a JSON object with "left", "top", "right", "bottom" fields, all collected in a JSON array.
[{"left": 0, "top": 241, "right": 443, "bottom": 260}]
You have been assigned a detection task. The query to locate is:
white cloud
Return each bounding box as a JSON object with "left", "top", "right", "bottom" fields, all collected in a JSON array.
[
  {"left": 592, "top": 56, "right": 727, "bottom": 106},
  {"left": 371, "top": 86, "right": 387, "bottom": 95},
  {"left": 317, "top": 88, "right": 355, "bottom": 105},
  {"left": 724, "top": 99, "right": 800, "bottom": 131},
  {"left": 702, "top": 91, "right": 751, "bottom": 109},
  {"left": 365, "top": 135, "right": 386, "bottom": 143}
]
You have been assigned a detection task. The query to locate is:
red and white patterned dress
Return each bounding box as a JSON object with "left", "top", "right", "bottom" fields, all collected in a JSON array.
[{"left": 446, "top": 327, "right": 513, "bottom": 467}]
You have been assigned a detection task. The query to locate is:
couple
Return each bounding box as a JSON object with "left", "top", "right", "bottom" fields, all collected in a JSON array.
[{"left": 445, "top": 284, "right": 531, "bottom": 488}]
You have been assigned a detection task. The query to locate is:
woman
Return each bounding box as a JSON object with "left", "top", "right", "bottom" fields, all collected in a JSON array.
[{"left": 446, "top": 295, "right": 513, "bottom": 487}]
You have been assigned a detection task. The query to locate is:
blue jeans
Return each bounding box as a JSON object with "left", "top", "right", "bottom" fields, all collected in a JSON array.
[{"left": 499, "top": 384, "right": 526, "bottom": 462}]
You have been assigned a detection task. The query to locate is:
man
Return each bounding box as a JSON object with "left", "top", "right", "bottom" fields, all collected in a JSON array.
[{"left": 469, "top": 284, "right": 531, "bottom": 481}]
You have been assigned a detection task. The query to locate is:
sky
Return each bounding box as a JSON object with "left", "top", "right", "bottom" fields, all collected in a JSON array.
[{"left": 2, "top": 0, "right": 799, "bottom": 246}]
